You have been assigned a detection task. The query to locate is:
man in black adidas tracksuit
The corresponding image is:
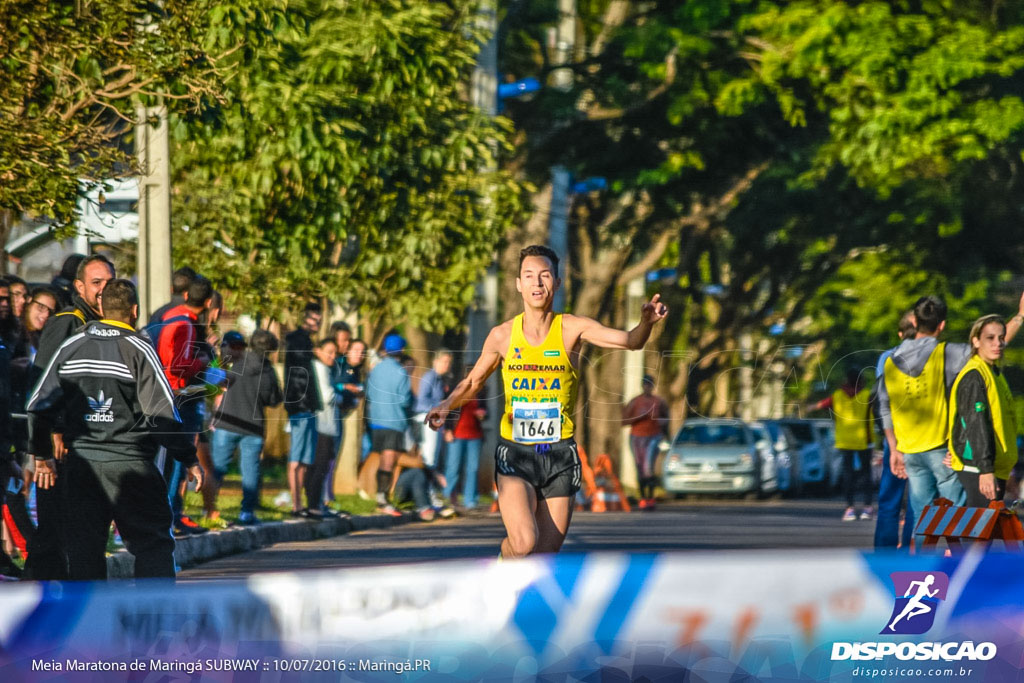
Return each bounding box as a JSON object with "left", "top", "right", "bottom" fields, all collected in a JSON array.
[
  {"left": 25, "top": 254, "right": 115, "bottom": 580},
  {"left": 27, "top": 279, "right": 204, "bottom": 580}
]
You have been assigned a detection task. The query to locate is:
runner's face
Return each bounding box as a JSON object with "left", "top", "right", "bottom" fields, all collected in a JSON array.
[
  {"left": 973, "top": 321, "right": 1006, "bottom": 363},
  {"left": 516, "top": 256, "right": 559, "bottom": 310}
]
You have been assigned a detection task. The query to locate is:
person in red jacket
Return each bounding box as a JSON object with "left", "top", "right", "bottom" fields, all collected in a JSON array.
[
  {"left": 442, "top": 365, "right": 487, "bottom": 511},
  {"left": 622, "top": 375, "right": 669, "bottom": 510},
  {"left": 155, "top": 276, "right": 215, "bottom": 536}
]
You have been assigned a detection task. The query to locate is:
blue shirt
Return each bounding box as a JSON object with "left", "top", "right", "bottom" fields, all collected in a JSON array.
[
  {"left": 414, "top": 368, "right": 447, "bottom": 414},
  {"left": 366, "top": 356, "right": 412, "bottom": 431}
]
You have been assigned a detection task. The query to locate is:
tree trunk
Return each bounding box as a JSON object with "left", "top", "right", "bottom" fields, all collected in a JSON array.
[
  {"left": 499, "top": 181, "right": 553, "bottom": 321},
  {"left": 0, "top": 209, "right": 14, "bottom": 274}
]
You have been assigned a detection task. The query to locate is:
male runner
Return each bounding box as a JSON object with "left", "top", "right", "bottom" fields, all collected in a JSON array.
[{"left": 425, "top": 245, "right": 668, "bottom": 558}]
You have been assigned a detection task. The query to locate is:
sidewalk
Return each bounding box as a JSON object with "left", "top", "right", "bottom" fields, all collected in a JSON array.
[{"left": 106, "top": 512, "right": 414, "bottom": 579}]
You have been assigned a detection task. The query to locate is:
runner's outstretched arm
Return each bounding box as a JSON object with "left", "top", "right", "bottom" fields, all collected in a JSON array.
[
  {"left": 574, "top": 294, "right": 669, "bottom": 350},
  {"left": 425, "top": 327, "right": 504, "bottom": 430}
]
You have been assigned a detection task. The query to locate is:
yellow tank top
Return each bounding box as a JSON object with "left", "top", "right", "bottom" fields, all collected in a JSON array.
[
  {"left": 501, "top": 314, "right": 578, "bottom": 443},
  {"left": 884, "top": 342, "right": 948, "bottom": 454},
  {"left": 948, "top": 355, "right": 1018, "bottom": 479},
  {"left": 832, "top": 387, "right": 871, "bottom": 451}
]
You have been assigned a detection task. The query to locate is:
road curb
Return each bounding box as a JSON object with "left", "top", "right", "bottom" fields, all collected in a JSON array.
[{"left": 106, "top": 513, "right": 414, "bottom": 579}]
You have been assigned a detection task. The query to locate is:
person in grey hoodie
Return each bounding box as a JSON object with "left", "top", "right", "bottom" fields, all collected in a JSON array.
[{"left": 877, "top": 294, "right": 1024, "bottom": 518}]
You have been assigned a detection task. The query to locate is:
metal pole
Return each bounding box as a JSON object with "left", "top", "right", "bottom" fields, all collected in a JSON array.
[
  {"left": 468, "top": 0, "right": 501, "bottom": 489},
  {"left": 619, "top": 276, "right": 646, "bottom": 490},
  {"left": 549, "top": 165, "right": 571, "bottom": 312},
  {"left": 551, "top": 0, "right": 577, "bottom": 91},
  {"left": 135, "top": 104, "right": 172, "bottom": 326}
]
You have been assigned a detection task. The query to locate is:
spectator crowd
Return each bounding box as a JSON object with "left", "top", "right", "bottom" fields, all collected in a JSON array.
[{"left": 0, "top": 258, "right": 487, "bottom": 581}]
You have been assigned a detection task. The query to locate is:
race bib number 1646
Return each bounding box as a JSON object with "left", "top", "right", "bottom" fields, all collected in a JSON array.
[{"left": 512, "top": 401, "right": 560, "bottom": 444}]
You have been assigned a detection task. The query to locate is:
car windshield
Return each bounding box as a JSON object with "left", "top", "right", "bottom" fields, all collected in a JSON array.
[
  {"left": 674, "top": 424, "right": 747, "bottom": 446},
  {"left": 783, "top": 422, "right": 815, "bottom": 444}
]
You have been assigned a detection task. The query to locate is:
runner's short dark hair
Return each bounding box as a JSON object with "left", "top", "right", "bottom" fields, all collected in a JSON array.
[
  {"left": 519, "top": 245, "right": 560, "bottom": 276},
  {"left": 171, "top": 267, "right": 197, "bottom": 295},
  {"left": 250, "top": 329, "right": 279, "bottom": 356},
  {"left": 186, "top": 275, "right": 214, "bottom": 306},
  {"left": 913, "top": 296, "right": 947, "bottom": 334},
  {"left": 75, "top": 254, "right": 116, "bottom": 281},
  {"left": 98, "top": 279, "right": 137, "bottom": 317}
]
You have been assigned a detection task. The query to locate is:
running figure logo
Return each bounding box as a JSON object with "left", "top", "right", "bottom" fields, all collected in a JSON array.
[{"left": 882, "top": 571, "right": 949, "bottom": 635}]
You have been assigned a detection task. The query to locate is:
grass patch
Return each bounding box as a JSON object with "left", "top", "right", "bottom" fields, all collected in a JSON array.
[{"left": 181, "top": 472, "right": 378, "bottom": 526}]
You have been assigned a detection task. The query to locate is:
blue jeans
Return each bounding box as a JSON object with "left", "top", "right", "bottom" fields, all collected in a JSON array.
[
  {"left": 166, "top": 397, "right": 203, "bottom": 520},
  {"left": 874, "top": 440, "right": 914, "bottom": 550},
  {"left": 211, "top": 429, "right": 264, "bottom": 515},
  {"left": 904, "top": 447, "right": 966, "bottom": 518},
  {"left": 394, "top": 468, "right": 431, "bottom": 510},
  {"left": 288, "top": 413, "right": 317, "bottom": 465},
  {"left": 443, "top": 438, "right": 481, "bottom": 508}
]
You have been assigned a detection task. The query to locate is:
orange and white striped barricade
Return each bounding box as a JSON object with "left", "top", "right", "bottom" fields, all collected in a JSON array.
[
  {"left": 588, "top": 453, "right": 631, "bottom": 513},
  {"left": 913, "top": 497, "right": 1024, "bottom": 553}
]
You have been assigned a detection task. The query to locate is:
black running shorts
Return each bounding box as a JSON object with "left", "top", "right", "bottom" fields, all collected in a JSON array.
[
  {"left": 494, "top": 437, "right": 581, "bottom": 499},
  {"left": 371, "top": 428, "right": 406, "bottom": 453}
]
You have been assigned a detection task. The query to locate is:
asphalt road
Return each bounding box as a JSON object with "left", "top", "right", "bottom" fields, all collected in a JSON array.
[{"left": 180, "top": 497, "right": 878, "bottom": 581}]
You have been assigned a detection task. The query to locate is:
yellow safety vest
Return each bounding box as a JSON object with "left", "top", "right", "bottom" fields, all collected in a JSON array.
[
  {"left": 501, "top": 314, "right": 578, "bottom": 443},
  {"left": 832, "top": 388, "right": 871, "bottom": 450},
  {"left": 884, "top": 342, "right": 948, "bottom": 454},
  {"left": 948, "top": 355, "right": 1018, "bottom": 479}
]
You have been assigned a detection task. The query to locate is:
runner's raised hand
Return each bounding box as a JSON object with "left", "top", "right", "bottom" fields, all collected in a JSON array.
[{"left": 641, "top": 294, "right": 669, "bottom": 325}]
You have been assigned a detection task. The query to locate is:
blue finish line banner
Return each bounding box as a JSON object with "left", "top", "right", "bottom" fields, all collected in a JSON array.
[{"left": 1, "top": 550, "right": 1023, "bottom": 682}]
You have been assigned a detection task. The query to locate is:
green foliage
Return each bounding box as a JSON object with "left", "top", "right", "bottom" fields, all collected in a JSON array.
[
  {"left": 502, "top": 0, "right": 1024, "bottom": 415},
  {"left": 727, "top": 1, "right": 1024, "bottom": 193},
  {"left": 173, "top": 0, "right": 526, "bottom": 327},
  {"left": 0, "top": 0, "right": 243, "bottom": 227}
]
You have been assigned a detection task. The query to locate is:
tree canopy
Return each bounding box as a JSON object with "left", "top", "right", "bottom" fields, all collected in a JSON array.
[
  {"left": 173, "top": 0, "right": 526, "bottom": 329},
  {"left": 0, "top": 0, "right": 241, "bottom": 228},
  {"left": 498, "top": 0, "right": 1024, "bottom": 434}
]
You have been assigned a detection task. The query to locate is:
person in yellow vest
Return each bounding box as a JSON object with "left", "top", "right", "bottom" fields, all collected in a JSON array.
[
  {"left": 424, "top": 245, "right": 668, "bottom": 559},
  {"left": 814, "top": 368, "right": 875, "bottom": 521},
  {"left": 948, "top": 315, "right": 1020, "bottom": 507},
  {"left": 877, "top": 295, "right": 1024, "bottom": 519}
]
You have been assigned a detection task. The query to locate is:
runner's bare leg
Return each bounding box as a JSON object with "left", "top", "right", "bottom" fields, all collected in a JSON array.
[
  {"left": 534, "top": 496, "right": 573, "bottom": 553},
  {"left": 497, "top": 474, "right": 538, "bottom": 558}
]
